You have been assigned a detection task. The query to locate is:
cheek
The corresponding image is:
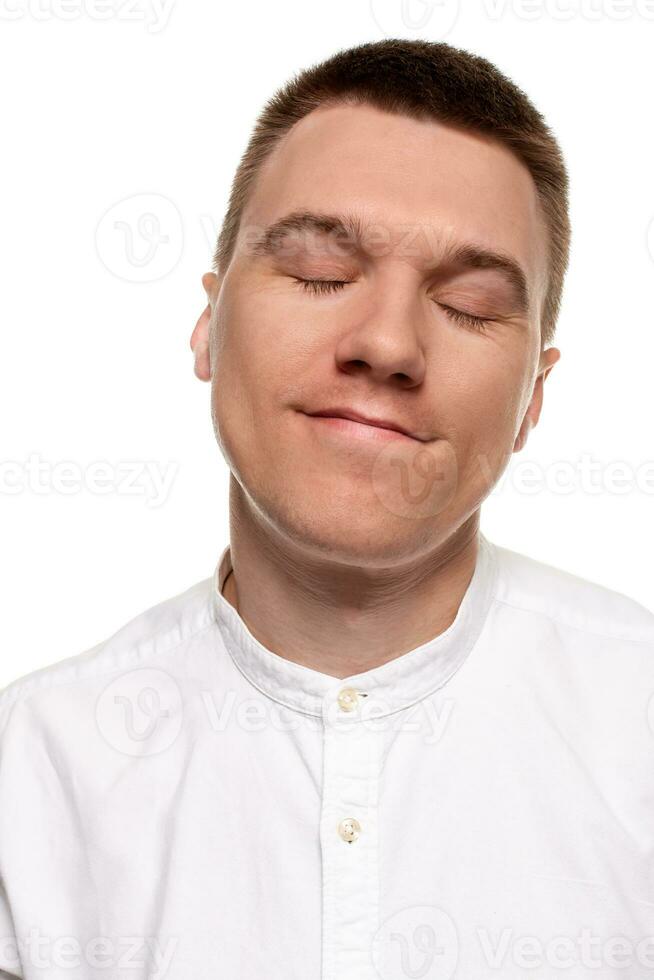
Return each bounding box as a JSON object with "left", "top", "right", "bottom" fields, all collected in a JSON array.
[
  {"left": 437, "top": 351, "right": 528, "bottom": 487},
  {"left": 219, "top": 286, "right": 319, "bottom": 407},
  {"left": 209, "top": 290, "right": 298, "bottom": 468}
]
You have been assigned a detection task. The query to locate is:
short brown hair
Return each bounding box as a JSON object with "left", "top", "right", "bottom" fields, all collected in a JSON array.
[{"left": 212, "top": 38, "right": 570, "bottom": 348}]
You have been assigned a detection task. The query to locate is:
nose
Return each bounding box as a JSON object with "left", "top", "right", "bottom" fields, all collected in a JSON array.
[{"left": 333, "top": 285, "right": 427, "bottom": 388}]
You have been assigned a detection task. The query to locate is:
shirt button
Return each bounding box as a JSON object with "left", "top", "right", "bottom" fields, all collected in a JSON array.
[
  {"left": 338, "top": 817, "right": 361, "bottom": 843},
  {"left": 337, "top": 687, "right": 360, "bottom": 712}
]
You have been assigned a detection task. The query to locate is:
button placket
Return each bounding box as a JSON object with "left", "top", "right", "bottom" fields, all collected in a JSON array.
[{"left": 320, "top": 686, "right": 380, "bottom": 980}]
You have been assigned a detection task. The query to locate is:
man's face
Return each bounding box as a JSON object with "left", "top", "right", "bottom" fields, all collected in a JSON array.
[{"left": 194, "top": 102, "right": 558, "bottom": 564}]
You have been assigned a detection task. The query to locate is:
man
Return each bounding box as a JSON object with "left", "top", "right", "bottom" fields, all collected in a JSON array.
[{"left": 1, "top": 37, "right": 653, "bottom": 980}]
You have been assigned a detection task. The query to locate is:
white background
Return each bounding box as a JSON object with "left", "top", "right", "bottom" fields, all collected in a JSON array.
[{"left": 1, "top": 0, "right": 653, "bottom": 688}]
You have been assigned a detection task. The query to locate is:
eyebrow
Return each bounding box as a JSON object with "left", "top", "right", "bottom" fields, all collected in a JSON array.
[{"left": 249, "top": 210, "right": 532, "bottom": 315}]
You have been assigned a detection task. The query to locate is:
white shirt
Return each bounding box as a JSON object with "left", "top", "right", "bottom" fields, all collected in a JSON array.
[{"left": 1, "top": 533, "right": 654, "bottom": 980}]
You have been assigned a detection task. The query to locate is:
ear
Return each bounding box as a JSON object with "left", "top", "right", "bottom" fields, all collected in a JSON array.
[
  {"left": 513, "top": 346, "right": 561, "bottom": 454},
  {"left": 190, "top": 272, "right": 220, "bottom": 382}
]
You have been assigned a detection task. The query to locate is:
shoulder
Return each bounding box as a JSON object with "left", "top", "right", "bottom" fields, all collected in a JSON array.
[
  {"left": 487, "top": 537, "right": 654, "bottom": 646},
  {"left": 0, "top": 572, "right": 216, "bottom": 727}
]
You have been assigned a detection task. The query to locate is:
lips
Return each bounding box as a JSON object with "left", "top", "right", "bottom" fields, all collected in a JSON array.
[{"left": 304, "top": 408, "right": 426, "bottom": 442}]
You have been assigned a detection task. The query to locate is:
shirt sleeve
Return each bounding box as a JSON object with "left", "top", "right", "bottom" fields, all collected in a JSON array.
[
  {"left": 0, "top": 876, "right": 21, "bottom": 978},
  {"left": 0, "top": 693, "right": 23, "bottom": 980}
]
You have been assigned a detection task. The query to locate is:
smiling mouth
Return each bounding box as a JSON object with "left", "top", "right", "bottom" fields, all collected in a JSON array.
[{"left": 301, "top": 411, "right": 423, "bottom": 444}]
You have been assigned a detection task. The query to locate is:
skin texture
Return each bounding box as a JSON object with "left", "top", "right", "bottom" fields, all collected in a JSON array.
[{"left": 190, "top": 102, "right": 560, "bottom": 679}]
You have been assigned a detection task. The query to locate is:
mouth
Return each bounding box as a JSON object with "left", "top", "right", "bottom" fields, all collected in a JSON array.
[{"left": 301, "top": 409, "right": 427, "bottom": 444}]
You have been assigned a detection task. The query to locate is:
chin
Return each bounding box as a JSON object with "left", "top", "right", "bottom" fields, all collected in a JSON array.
[{"left": 269, "top": 495, "right": 427, "bottom": 564}]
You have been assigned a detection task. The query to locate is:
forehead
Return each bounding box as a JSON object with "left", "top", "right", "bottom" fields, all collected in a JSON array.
[{"left": 241, "top": 102, "right": 548, "bottom": 294}]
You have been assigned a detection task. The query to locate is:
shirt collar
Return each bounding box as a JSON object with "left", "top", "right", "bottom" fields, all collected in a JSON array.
[{"left": 211, "top": 533, "right": 498, "bottom": 719}]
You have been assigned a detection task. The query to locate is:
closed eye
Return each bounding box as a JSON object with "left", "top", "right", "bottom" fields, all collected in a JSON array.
[
  {"left": 292, "top": 279, "right": 491, "bottom": 333},
  {"left": 438, "top": 304, "right": 491, "bottom": 333},
  {"left": 292, "top": 277, "right": 350, "bottom": 295}
]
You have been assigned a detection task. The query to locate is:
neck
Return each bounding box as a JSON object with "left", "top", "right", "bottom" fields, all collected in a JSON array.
[{"left": 221, "top": 480, "right": 482, "bottom": 680}]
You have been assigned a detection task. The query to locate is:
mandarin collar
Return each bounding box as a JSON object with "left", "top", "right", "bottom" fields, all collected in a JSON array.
[{"left": 211, "top": 534, "right": 498, "bottom": 719}]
